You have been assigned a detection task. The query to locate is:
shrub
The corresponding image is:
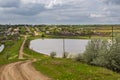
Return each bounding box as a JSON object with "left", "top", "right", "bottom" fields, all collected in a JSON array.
[
  {"left": 83, "top": 35, "right": 120, "bottom": 72},
  {"left": 41, "top": 33, "right": 45, "bottom": 38},
  {"left": 75, "top": 54, "right": 84, "bottom": 62},
  {"left": 83, "top": 39, "right": 106, "bottom": 64},
  {"left": 50, "top": 52, "right": 56, "bottom": 58},
  {"left": 63, "top": 52, "right": 69, "bottom": 58}
]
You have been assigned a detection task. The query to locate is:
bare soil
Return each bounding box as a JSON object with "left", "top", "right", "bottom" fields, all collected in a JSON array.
[{"left": 0, "top": 60, "right": 51, "bottom": 80}]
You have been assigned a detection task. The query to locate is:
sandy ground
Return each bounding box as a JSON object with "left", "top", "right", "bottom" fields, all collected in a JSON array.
[
  {"left": 0, "top": 60, "right": 51, "bottom": 80},
  {"left": 0, "top": 35, "right": 51, "bottom": 80}
]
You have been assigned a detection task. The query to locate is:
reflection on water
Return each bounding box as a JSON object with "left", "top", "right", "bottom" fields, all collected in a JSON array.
[{"left": 30, "top": 39, "right": 89, "bottom": 57}]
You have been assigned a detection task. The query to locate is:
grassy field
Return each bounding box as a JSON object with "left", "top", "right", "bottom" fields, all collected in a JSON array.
[
  {"left": 23, "top": 37, "right": 120, "bottom": 80},
  {"left": 46, "top": 35, "right": 91, "bottom": 39},
  {"left": 34, "top": 58, "right": 120, "bottom": 80},
  {"left": 0, "top": 38, "right": 24, "bottom": 65},
  {"left": 28, "top": 35, "right": 112, "bottom": 41}
]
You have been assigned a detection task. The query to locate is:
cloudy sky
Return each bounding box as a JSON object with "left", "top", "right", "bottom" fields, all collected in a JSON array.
[{"left": 0, "top": 0, "right": 120, "bottom": 24}]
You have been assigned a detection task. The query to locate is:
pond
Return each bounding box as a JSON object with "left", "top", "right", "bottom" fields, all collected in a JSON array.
[
  {"left": 30, "top": 39, "right": 89, "bottom": 57},
  {"left": 0, "top": 45, "right": 4, "bottom": 53}
]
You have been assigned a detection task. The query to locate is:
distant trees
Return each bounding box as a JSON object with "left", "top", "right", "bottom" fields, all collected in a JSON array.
[
  {"left": 19, "top": 27, "right": 26, "bottom": 35},
  {"left": 41, "top": 33, "right": 45, "bottom": 38},
  {"left": 32, "top": 25, "right": 120, "bottom": 38}
]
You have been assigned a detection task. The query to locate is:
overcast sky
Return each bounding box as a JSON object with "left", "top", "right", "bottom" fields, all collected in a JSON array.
[{"left": 0, "top": 0, "right": 120, "bottom": 24}]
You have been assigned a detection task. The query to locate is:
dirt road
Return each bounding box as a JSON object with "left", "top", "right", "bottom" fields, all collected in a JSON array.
[
  {"left": 18, "top": 35, "right": 27, "bottom": 59},
  {"left": 0, "top": 35, "right": 51, "bottom": 80},
  {"left": 0, "top": 60, "right": 51, "bottom": 80}
]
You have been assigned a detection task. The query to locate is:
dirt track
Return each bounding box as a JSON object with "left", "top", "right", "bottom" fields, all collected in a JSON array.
[
  {"left": 0, "top": 35, "right": 51, "bottom": 80},
  {"left": 18, "top": 35, "right": 27, "bottom": 59},
  {"left": 0, "top": 60, "right": 51, "bottom": 80}
]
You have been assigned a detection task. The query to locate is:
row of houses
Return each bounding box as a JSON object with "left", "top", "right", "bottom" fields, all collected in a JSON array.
[{"left": 5, "top": 27, "right": 20, "bottom": 36}]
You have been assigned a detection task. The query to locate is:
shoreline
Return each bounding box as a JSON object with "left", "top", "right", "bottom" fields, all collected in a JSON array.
[{"left": 0, "top": 45, "right": 4, "bottom": 53}]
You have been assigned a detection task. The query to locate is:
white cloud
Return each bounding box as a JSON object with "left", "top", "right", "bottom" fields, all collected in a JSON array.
[
  {"left": 0, "top": 0, "right": 120, "bottom": 24},
  {"left": 45, "top": 0, "right": 62, "bottom": 9},
  {"left": 20, "top": 0, "right": 85, "bottom": 9},
  {"left": 90, "top": 14, "right": 106, "bottom": 18},
  {"left": 21, "top": 0, "right": 62, "bottom": 9}
]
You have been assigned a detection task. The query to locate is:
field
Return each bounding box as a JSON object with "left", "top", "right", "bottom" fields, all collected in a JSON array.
[
  {"left": 34, "top": 58, "right": 120, "bottom": 80},
  {"left": 0, "top": 37, "right": 24, "bottom": 66}
]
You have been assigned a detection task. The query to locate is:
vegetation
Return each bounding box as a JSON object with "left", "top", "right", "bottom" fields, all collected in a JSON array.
[
  {"left": 23, "top": 36, "right": 120, "bottom": 80},
  {"left": 63, "top": 52, "right": 69, "bottom": 58},
  {"left": 33, "top": 56, "right": 120, "bottom": 80},
  {"left": 0, "top": 25, "right": 120, "bottom": 79},
  {"left": 50, "top": 52, "right": 56, "bottom": 58},
  {"left": 83, "top": 35, "right": 120, "bottom": 72},
  {"left": 0, "top": 38, "right": 24, "bottom": 66},
  {"left": 35, "top": 25, "right": 120, "bottom": 38},
  {"left": 0, "top": 24, "right": 120, "bottom": 39},
  {"left": 23, "top": 39, "right": 48, "bottom": 59},
  {"left": 75, "top": 54, "right": 84, "bottom": 62},
  {"left": 19, "top": 27, "right": 26, "bottom": 35}
]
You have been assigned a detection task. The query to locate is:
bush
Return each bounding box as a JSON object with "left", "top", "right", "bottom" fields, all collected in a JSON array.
[
  {"left": 83, "top": 35, "right": 120, "bottom": 72},
  {"left": 41, "top": 33, "right": 45, "bottom": 38},
  {"left": 50, "top": 52, "right": 56, "bottom": 58},
  {"left": 63, "top": 52, "right": 69, "bottom": 58},
  {"left": 75, "top": 54, "right": 84, "bottom": 62},
  {"left": 83, "top": 39, "right": 106, "bottom": 64}
]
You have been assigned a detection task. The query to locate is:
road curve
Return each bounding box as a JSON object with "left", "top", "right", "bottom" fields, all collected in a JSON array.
[{"left": 0, "top": 60, "right": 51, "bottom": 80}]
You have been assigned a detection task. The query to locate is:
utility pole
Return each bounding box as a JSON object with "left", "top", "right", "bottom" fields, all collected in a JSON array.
[
  {"left": 63, "top": 38, "right": 65, "bottom": 57},
  {"left": 112, "top": 26, "right": 114, "bottom": 42}
]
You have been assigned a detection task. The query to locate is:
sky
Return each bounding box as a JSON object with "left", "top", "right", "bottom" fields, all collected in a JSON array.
[{"left": 0, "top": 0, "right": 120, "bottom": 24}]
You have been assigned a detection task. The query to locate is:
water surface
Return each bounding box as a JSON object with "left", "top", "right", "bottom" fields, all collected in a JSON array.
[
  {"left": 0, "top": 45, "right": 4, "bottom": 52},
  {"left": 30, "top": 39, "right": 89, "bottom": 57}
]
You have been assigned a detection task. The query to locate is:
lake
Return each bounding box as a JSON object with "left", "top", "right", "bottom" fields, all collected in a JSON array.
[
  {"left": 30, "top": 39, "right": 89, "bottom": 57},
  {"left": 0, "top": 45, "right": 4, "bottom": 53}
]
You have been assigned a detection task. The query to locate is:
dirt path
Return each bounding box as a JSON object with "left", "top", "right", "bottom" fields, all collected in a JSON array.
[
  {"left": 0, "top": 60, "right": 51, "bottom": 80},
  {"left": 0, "top": 35, "right": 51, "bottom": 80},
  {"left": 18, "top": 35, "right": 27, "bottom": 59}
]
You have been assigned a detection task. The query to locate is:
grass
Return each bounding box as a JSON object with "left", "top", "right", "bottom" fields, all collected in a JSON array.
[
  {"left": 33, "top": 58, "right": 120, "bottom": 80},
  {"left": 46, "top": 35, "right": 91, "bottom": 39},
  {"left": 23, "top": 38, "right": 49, "bottom": 59},
  {"left": 23, "top": 37, "right": 120, "bottom": 80},
  {"left": 28, "top": 35, "right": 112, "bottom": 41},
  {"left": 24, "top": 45, "right": 48, "bottom": 59},
  {"left": 0, "top": 38, "right": 24, "bottom": 66}
]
